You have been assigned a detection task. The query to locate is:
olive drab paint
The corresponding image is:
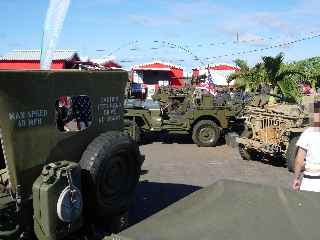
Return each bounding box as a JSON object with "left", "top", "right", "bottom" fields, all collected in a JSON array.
[
  {"left": 124, "top": 87, "right": 245, "bottom": 147},
  {"left": 0, "top": 70, "right": 127, "bottom": 195},
  {"left": 0, "top": 70, "right": 131, "bottom": 239},
  {"left": 32, "top": 161, "right": 82, "bottom": 240}
]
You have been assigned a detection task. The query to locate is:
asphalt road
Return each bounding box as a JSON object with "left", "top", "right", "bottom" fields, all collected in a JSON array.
[{"left": 129, "top": 133, "right": 293, "bottom": 226}]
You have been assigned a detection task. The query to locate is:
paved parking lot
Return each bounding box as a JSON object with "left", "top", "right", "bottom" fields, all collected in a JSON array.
[{"left": 129, "top": 134, "right": 293, "bottom": 226}]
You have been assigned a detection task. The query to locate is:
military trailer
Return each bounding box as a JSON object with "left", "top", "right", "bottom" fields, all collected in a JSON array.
[
  {"left": 235, "top": 97, "right": 309, "bottom": 171},
  {"left": 0, "top": 70, "right": 143, "bottom": 239},
  {"left": 105, "top": 179, "right": 320, "bottom": 240},
  {"left": 124, "top": 90, "right": 244, "bottom": 147}
]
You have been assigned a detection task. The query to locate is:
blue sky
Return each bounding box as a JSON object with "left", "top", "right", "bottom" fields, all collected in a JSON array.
[{"left": 1, "top": 0, "right": 320, "bottom": 72}]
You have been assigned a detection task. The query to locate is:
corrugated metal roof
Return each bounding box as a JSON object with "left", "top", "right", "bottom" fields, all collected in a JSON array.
[{"left": 0, "top": 50, "right": 79, "bottom": 61}]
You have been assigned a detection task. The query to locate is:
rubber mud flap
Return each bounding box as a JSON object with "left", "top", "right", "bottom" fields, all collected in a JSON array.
[{"left": 79, "top": 131, "right": 141, "bottom": 219}]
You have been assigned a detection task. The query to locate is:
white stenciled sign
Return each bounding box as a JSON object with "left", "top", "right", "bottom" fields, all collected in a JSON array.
[
  {"left": 8, "top": 109, "right": 48, "bottom": 128},
  {"left": 97, "top": 96, "right": 122, "bottom": 124}
]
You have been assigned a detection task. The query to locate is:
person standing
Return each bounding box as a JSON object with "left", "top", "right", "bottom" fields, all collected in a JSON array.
[{"left": 292, "top": 100, "right": 320, "bottom": 192}]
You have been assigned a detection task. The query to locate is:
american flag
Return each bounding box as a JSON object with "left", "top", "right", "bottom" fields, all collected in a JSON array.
[
  {"left": 195, "top": 66, "right": 216, "bottom": 95},
  {"left": 206, "top": 67, "right": 214, "bottom": 86},
  {"left": 72, "top": 96, "right": 92, "bottom": 129},
  {"left": 131, "top": 83, "right": 146, "bottom": 94},
  {"left": 196, "top": 82, "right": 216, "bottom": 95}
]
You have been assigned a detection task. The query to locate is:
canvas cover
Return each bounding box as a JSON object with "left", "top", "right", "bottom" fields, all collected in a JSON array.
[{"left": 110, "top": 179, "right": 320, "bottom": 240}]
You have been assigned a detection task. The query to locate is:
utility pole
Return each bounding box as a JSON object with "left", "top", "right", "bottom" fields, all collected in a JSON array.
[{"left": 236, "top": 32, "right": 239, "bottom": 43}]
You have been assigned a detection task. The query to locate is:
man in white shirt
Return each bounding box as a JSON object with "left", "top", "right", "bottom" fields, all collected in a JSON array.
[{"left": 292, "top": 100, "right": 320, "bottom": 192}]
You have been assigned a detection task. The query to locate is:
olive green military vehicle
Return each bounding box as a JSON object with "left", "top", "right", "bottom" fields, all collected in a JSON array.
[
  {"left": 234, "top": 94, "right": 309, "bottom": 171},
  {"left": 151, "top": 85, "right": 195, "bottom": 108},
  {"left": 124, "top": 89, "right": 244, "bottom": 147},
  {"left": 0, "top": 70, "right": 143, "bottom": 239},
  {"left": 105, "top": 179, "right": 320, "bottom": 240}
]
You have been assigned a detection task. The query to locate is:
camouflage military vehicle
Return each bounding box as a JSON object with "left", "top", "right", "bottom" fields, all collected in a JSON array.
[
  {"left": 0, "top": 70, "right": 143, "bottom": 239},
  {"left": 124, "top": 89, "right": 245, "bottom": 147},
  {"left": 105, "top": 179, "right": 320, "bottom": 240},
  {"left": 235, "top": 94, "right": 309, "bottom": 171}
]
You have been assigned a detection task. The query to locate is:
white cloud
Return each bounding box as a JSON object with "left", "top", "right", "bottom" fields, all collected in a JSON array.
[
  {"left": 128, "top": 0, "right": 221, "bottom": 27},
  {"left": 128, "top": 15, "right": 182, "bottom": 27},
  {"left": 238, "top": 33, "right": 268, "bottom": 46},
  {"left": 249, "top": 12, "right": 289, "bottom": 31}
]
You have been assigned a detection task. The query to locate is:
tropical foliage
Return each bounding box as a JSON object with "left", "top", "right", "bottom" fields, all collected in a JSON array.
[
  {"left": 289, "top": 56, "right": 320, "bottom": 89},
  {"left": 228, "top": 59, "right": 266, "bottom": 92},
  {"left": 228, "top": 53, "right": 320, "bottom": 103}
]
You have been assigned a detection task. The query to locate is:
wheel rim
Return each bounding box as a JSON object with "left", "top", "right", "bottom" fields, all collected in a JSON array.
[
  {"left": 198, "top": 125, "right": 216, "bottom": 144},
  {"left": 100, "top": 155, "right": 130, "bottom": 203}
]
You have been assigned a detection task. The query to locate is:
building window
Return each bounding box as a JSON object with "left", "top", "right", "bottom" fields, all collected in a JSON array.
[{"left": 56, "top": 95, "right": 92, "bottom": 132}]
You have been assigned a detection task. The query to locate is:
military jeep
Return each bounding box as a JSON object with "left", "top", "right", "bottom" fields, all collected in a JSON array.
[
  {"left": 0, "top": 70, "right": 143, "bottom": 239},
  {"left": 124, "top": 89, "right": 244, "bottom": 147},
  {"left": 235, "top": 94, "right": 309, "bottom": 171}
]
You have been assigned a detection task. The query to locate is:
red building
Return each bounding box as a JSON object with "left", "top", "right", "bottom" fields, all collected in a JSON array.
[
  {"left": 132, "top": 61, "right": 184, "bottom": 86},
  {"left": 192, "top": 63, "right": 240, "bottom": 85},
  {"left": 0, "top": 50, "right": 80, "bottom": 69},
  {"left": 131, "top": 61, "right": 184, "bottom": 99}
]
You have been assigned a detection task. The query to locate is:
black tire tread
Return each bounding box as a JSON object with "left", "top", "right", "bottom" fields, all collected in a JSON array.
[
  {"left": 192, "top": 120, "right": 221, "bottom": 147},
  {"left": 237, "top": 125, "right": 258, "bottom": 161},
  {"left": 80, "top": 131, "right": 132, "bottom": 172},
  {"left": 79, "top": 131, "right": 141, "bottom": 217}
]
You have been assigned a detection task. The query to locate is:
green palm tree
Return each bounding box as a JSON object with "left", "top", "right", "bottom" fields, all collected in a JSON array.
[
  {"left": 290, "top": 57, "right": 320, "bottom": 91},
  {"left": 262, "top": 53, "right": 304, "bottom": 103},
  {"left": 228, "top": 59, "right": 264, "bottom": 92},
  {"left": 229, "top": 54, "right": 305, "bottom": 103}
]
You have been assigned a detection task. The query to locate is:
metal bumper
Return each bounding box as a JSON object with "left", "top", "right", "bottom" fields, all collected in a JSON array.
[{"left": 236, "top": 137, "right": 282, "bottom": 154}]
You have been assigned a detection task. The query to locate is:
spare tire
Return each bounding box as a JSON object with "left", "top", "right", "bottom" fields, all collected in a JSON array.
[
  {"left": 286, "top": 136, "right": 299, "bottom": 172},
  {"left": 79, "top": 131, "right": 141, "bottom": 218}
]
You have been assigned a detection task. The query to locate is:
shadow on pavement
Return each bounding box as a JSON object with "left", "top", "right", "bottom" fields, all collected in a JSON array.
[
  {"left": 260, "top": 155, "right": 287, "bottom": 169},
  {"left": 231, "top": 144, "right": 287, "bottom": 169},
  {"left": 141, "top": 132, "right": 194, "bottom": 145},
  {"left": 141, "top": 132, "right": 226, "bottom": 146},
  {"left": 128, "top": 180, "right": 201, "bottom": 226}
]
